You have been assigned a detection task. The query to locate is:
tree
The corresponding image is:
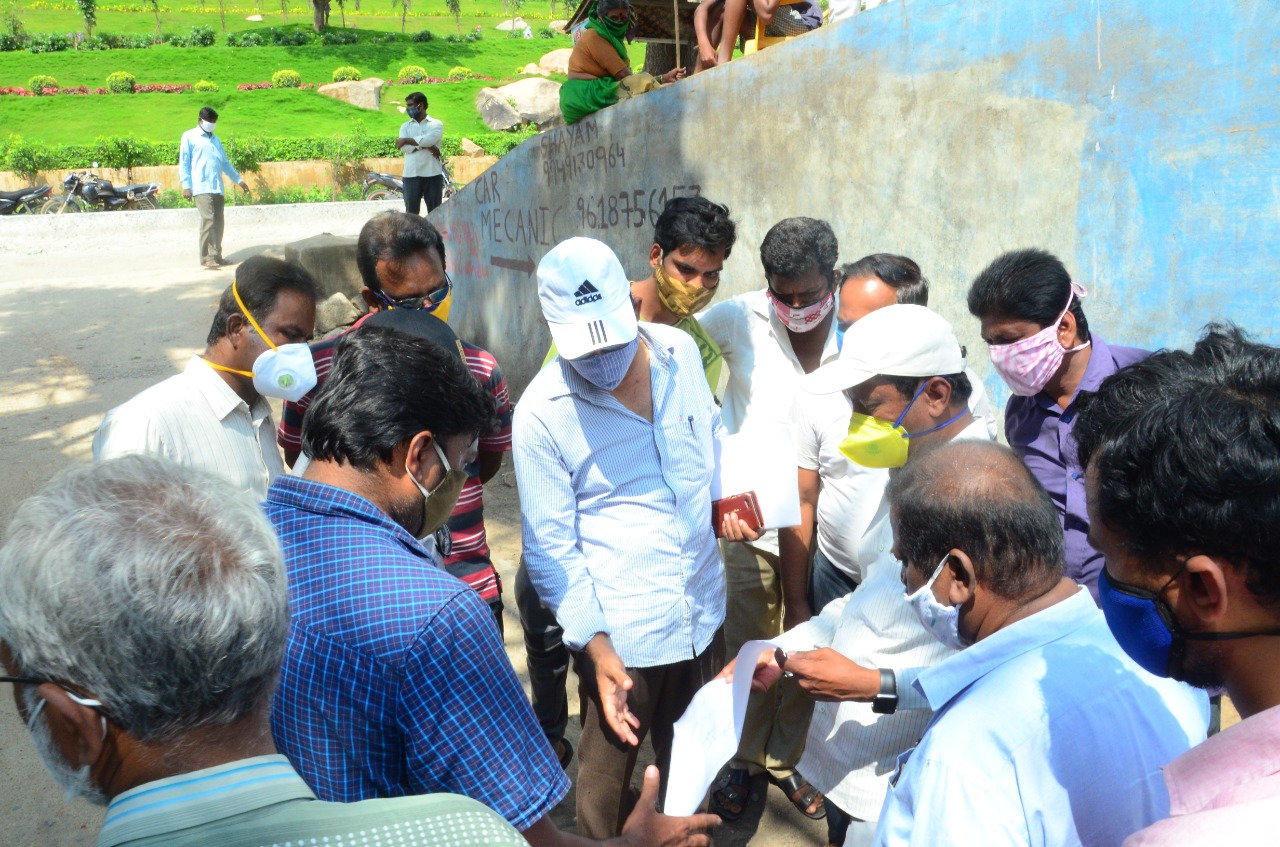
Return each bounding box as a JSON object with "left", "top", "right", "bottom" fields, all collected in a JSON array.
[
  {"left": 393, "top": 0, "right": 409, "bottom": 32},
  {"left": 643, "top": 42, "right": 683, "bottom": 77},
  {"left": 311, "top": 0, "right": 330, "bottom": 31},
  {"left": 147, "top": 0, "right": 161, "bottom": 41},
  {"left": 445, "top": 0, "right": 460, "bottom": 35},
  {"left": 280, "top": 0, "right": 289, "bottom": 24},
  {"left": 218, "top": 0, "right": 227, "bottom": 32},
  {"left": 74, "top": 0, "right": 95, "bottom": 37}
]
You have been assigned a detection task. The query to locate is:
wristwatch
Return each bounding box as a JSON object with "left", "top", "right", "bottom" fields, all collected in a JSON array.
[{"left": 871, "top": 668, "right": 898, "bottom": 715}]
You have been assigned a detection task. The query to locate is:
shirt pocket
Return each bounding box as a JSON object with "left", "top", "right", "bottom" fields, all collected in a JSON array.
[{"left": 657, "top": 415, "right": 713, "bottom": 498}]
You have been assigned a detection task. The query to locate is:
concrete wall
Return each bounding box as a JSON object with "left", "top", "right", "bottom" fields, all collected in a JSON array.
[{"left": 431, "top": 0, "right": 1280, "bottom": 401}]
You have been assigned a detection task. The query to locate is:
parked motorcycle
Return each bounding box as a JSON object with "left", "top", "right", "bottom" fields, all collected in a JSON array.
[
  {"left": 361, "top": 169, "right": 456, "bottom": 204},
  {"left": 43, "top": 171, "right": 161, "bottom": 214},
  {"left": 0, "top": 184, "right": 53, "bottom": 215}
]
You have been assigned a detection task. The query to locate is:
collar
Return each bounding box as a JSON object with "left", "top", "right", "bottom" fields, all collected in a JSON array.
[
  {"left": 183, "top": 356, "right": 268, "bottom": 424},
  {"left": 97, "top": 755, "right": 312, "bottom": 847},
  {"left": 545, "top": 324, "right": 673, "bottom": 401},
  {"left": 747, "top": 288, "right": 840, "bottom": 366},
  {"left": 265, "top": 474, "right": 432, "bottom": 559},
  {"left": 1163, "top": 702, "right": 1280, "bottom": 815},
  {"left": 915, "top": 587, "right": 1096, "bottom": 709},
  {"left": 1032, "top": 334, "right": 1116, "bottom": 413}
]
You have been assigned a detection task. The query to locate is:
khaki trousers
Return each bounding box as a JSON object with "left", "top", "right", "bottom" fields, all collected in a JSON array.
[
  {"left": 194, "top": 193, "right": 225, "bottom": 262},
  {"left": 722, "top": 540, "right": 814, "bottom": 779}
]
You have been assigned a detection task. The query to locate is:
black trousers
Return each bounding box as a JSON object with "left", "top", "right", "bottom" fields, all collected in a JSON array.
[{"left": 403, "top": 174, "right": 444, "bottom": 215}]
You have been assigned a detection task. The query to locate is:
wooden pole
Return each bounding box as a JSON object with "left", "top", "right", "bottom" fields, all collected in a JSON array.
[{"left": 673, "top": 0, "right": 681, "bottom": 69}]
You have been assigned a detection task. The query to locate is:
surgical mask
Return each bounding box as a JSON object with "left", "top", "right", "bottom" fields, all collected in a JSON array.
[
  {"left": 654, "top": 259, "right": 716, "bottom": 318},
  {"left": 1098, "top": 565, "right": 1280, "bottom": 679},
  {"left": 407, "top": 439, "right": 469, "bottom": 540},
  {"left": 23, "top": 687, "right": 109, "bottom": 805},
  {"left": 768, "top": 287, "right": 834, "bottom": 334},
  {"left": 568, "top": 337, "right": 638, "bottom": 390},
  {"left": 905, "top": 555, "right": 967, "bottom": 651},
  {"left": 838, "top": 382, "right": 968, "bottom": 468},
  {"left": 988, "top": 284, "right": 1091, "bottom": 397},
  {"left": 205, "top": 280, "right": 318, "bottom": 402},
  {"left": 199, "top": 120, "right": 216, "bottom": 134},
  {"left": 408, "top": 105, "right": 425, "bottom": 120}
]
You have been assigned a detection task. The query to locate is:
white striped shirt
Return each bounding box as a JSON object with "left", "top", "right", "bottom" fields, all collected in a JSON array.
[
  {"left": 92, "top": 356, "right": 284, "bottom": 499},
  {"left": 513, "top": 323, "right": 726, "bottom": 667}
]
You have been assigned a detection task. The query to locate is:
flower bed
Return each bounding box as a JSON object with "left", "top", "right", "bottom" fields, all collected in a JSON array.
[
  {"left": 235, "top": 81, "right": 318, "bottom": 90},
  {"left": 2, "top": 82, "right": 203, "bottom": 95}
]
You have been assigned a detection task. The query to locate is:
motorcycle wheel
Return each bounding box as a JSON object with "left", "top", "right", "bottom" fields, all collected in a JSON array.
[
  {"left": 129, "top": 196, "right": 157, "bottom": 210},
  {"left": 41, "top": 197, "right": 83, "bottom": 214},
  {"left": 364, "top": 188, "right": 402, "bottom": 202}
]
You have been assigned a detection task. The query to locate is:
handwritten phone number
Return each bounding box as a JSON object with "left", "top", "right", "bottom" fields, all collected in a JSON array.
[
  {"left": 542, "top": 142, "right": 627, "bottom": 186},
  {"left": 576, "top": 185, "right": 702, "bottom": 231}
]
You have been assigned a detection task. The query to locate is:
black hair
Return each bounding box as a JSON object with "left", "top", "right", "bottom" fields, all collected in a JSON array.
[
  {"left": 652, "top": 196, "right": 737, "bottom": 259},
  {"left": 888, "top": 440, "right": 1065, "bottom": 600},
  {"left": 839, "top": 254, "right": 929, "bottom": 306},
  {"left": 302, "top": 326, "right": 498, "bottom": 472},
  {"left": 206, "top": 256, "right": 320, "bottom": 344},
  {"left": 199, "top": 106, "right": 218, "bottom": 122},
  {"left": 405, "top": 91, "right": 427, "bottom": 108},
  {"left": 356, "top": 211, "right": 448, "bottom": 292},
  {"left": 967, "top": 248, "right": 1090, "bottom": 342},
  {"left": 1077, "top": 323, "right": 1280, "bottom": 600},
  {"left": 883, "top": 372, "right": 973, "bottom": 407},
  {"left": 597, "top": 0, "right": 630, "bottom": 14},
  {"left": 759, "top": 217, "right": 839, "bottom": 287}
]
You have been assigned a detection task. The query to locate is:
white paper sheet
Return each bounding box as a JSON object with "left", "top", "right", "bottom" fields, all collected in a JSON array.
[
  {"left": 710, "top": 424, "right": 802, "bottom": 530},
  {"left": 664, "top": 639, "right": 785, "bottom": 816}
]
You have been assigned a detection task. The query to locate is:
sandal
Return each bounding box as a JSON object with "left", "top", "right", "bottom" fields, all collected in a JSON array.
[
  {"left": 773, "top": 772, "right": 826, "bottom": 820},
  {"left": 710, "top": 767, "right": 752, "bottom": 822}
]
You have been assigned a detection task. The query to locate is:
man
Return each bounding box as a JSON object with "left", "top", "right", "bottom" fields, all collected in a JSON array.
[
  {"left": 1073, "top": 324, "right": 1280, "bottom": 845},
  {"left": 267, "top": 327, "right": 717, "bottom": 847},
  {"left": 0, "top": 455, "right": 526, "bottom": 847},
  {"left": 179, "top": 106, "right": 249, "bottom": 269},
  {"left": 93, "top": 256, "right": 318, "bottom": 499},
  {"left": 514, "top": 237, "right": 726, "bottom": 838},
  {"left": 279, "top": 211, "right": 511, "bottom": 630},
  {"left": 699, "top": 216, "right": 841, "bottom": 821},
  {"left": 517, "top": 196, "right": 737, "bottom": 764},
  {"left": 871, "top": 440, "right": 1208, "bottom": 846},
  {"left": 397, "top": 92, "right": 446, "bottom": 215},
  {"left": 693, "top": 0, "right": 822, "bottom": 71},
  {"left": 834, "top": 254, "right": 928, "bottom": 339}
]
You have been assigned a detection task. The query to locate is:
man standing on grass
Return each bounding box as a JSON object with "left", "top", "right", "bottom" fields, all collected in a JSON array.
[
  {"left": 179, "top": 106, "right": 249, "bottom": 270},
  {"left": 397, "top": 92, "right": 446, "bottom": 215}
]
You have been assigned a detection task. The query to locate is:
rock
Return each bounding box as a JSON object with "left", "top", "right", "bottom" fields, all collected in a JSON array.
[
  {"left": 459, "top": 137, "right": 486, "bottom": 158},
  {"left": 521, "top": 62, "right": 551, "bottom": 77},
  {"left": 475, "top": 88, "right": 524, "bottom": 131},
  {"left": 246, "top": 13, "right": 263, "bottom": 20},
  {"left": 284, "top": 234, "right": 362, "bottom": 301},
  {"left": 549, "top": 19, "right": 569, "bottom": 33},
  {"left": 317, "top": 78, "right": 384, "bottom": 111},
  {"left": 448, "top": 155, "right": 500, "bottom": 187},
  {"left": 538, "top": 48, "right": 572, "bottom": 75},
  {"left": 492, "top": 77, "right": 564, "bottom": 131},
  {"left": 495, "top": 16, "right": 528, "bottom": 31},
  {"left": 314, "top": 291, "right": 362, "bottom": 337}
]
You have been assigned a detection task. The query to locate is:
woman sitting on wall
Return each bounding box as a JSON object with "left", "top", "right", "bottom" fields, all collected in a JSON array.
[{"left": 560, "top": 0, "right": 687, "bottom": 125}]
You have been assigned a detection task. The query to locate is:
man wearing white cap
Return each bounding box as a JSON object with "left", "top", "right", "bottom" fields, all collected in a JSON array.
[
  {"left": 719, "top": 304, "right": 994, "bottom": 847},
  {"left": 513, "top": 237, "right": 727, "bottom": 838}
]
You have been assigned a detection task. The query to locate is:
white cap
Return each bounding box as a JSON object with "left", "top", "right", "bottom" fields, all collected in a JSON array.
[
  {"left": 537, "top": 237, "right": 638, "bottom": 360},
  {"left": 804, "top": 304, "right": 965, "bottom": 394}
]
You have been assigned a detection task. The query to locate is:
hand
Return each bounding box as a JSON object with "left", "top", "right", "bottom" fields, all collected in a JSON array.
[
  {"left": 585, "top": 633, "right": 641, "bottom": 746},
  {"left": 713, "top": 649, "right": 782, "bottom": 693},
  {"left": 662, "top": 67, "right": 687, "bottom": 84},
  {"left": 720, "top": 514, "right": 763, "bottom": 543},
  {"left": 238, "top": 181, "right": 249, "bottom": 192},
  {"left": 427, "top": 145, "right": 441, "bottom": 159},
  {"left": 782, "top": 600, "right": 813, "bottom": 633},
  {"left": 616, "top": 765, "right": 720, "bottom": 847},
  {"left": 698, "top": 45, "right": 718, "bottom": 69},
  {"left": 781, "top": 648, "right": 880, "bottom": 702},
  {"left": 182, "top": 188, "right": 192, "bottom": 200}
]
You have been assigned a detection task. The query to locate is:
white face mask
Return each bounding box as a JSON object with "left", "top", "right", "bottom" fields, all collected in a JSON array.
[
  {"left": 251, "top": 343, "right": 317, "bottom": 402},
  {"left": 199, "top": 119, "right": 216, "bottom": 134},
  {"left": 23, "top": 687, "right": 109, "bottom": 806},
  {"left": 905, "top": 555, "right": 968, "bottom": 650}
]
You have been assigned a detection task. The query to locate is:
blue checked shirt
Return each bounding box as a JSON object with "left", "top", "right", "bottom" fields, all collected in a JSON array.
[
  {"left": 513, "top": 323, "right": 726, "bottom": 667},
  {"left": 264, "top": 475, "right": 569, "bottom": 832}
]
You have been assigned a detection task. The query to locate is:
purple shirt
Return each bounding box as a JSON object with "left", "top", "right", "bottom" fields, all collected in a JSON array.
[{"left": 1004, "top": 335, "right": 1148, "bottom": 598}]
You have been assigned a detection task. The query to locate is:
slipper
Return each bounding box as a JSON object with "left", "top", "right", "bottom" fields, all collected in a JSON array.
[
  {"left": 773, "top": 772, "right": 826, "bottom": 820},
  {"left": 710, "top": 767, "right": 752, "bottom": 822},
  {"left": 554, "top": 738, "right": 574, "bottom": 770}
]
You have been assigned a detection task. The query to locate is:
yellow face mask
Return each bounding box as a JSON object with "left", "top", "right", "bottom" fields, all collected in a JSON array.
[
  {"left": 654, "top": 260, "right": 717, "bottom": 319},
  {"left": 838, "top": 413, "right": 911, "bottom": 469}
]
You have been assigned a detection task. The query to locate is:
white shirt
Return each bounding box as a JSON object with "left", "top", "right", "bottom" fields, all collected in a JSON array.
[
  {"left": 399, "top": 116, "right": 445, "bottom": 178},
  {"left": 828, "top": 0, "right": 892, "bottom": 25},
  {"left": 774, "top": 416, "right": 992, "bottom": 820},
  {"left": 92, "top": 356, "right": 284, "bottom": 499},
  {"left": 875, "top": 589, "right": 1209, "bottom": 847}
]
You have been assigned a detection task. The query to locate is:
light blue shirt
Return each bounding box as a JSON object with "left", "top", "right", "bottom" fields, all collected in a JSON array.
[
  {"left": 513, "top": 323, "right": 726, "bottom": 667},
  {"left": 875, "top": 589, "right": 1208, "bottom": 847},
  {"left": 179, "top": 126, "right": 242, "bottom": 195}
]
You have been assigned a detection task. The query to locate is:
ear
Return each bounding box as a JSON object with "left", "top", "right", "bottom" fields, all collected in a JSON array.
[
  {"left": 35, "top": 684, "right": 106, "bottom": 769},
  {"left": 403, "top": 430, "right": 437, "bottom": 484},
  {"left": 648, "top": 243, "right": 663, "bottom": 270},
  {"left": 1058, "top": 308, "right": 1080, "bottom": 348},
  {"left": 920, "top": 376, "right": 954, "bottom": 415},
  {"left": 1179, "top": 554, "right": 1231, "bottom": 625},
  {"left": 360, "top": 287, "right": 382, "bottom": 312},
  {"left": 225, "top": 312, "right": 248, "bottom": 347},
  {"left": 943, "top": 550, "right": 977, "bottom": 607}
]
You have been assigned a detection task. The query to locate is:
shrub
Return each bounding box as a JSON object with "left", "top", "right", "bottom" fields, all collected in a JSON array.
[
  {"left": 267, "top": 27, "right": 311, "bottom": 46},
  {"left": 0, "top": 31, "right": 24, "bottom": 51},
  {"left": 27, "top": 74, "right": 57, "bottom": 94},
  {"left": 331, "top": 65, "right": 361, "bottom": 82},
  {"left": 93, "top": 134, "right": 150, "bottom": 178},
  {"left": 444, "top": 33, "right": 461, "bottom": 43},
  {"left": 28, "top": 32, "right": 70, "bottom": 53},
  {"left": 271, "top": 69, "right": 302, "bottom": 89},
  {"left": 464, "top": 30, "right": 482, "bottom": 42},
  {"left": 397, "top": 64, "right": 427, "bottom": 84},
  {"left": 538, "top": 26, "right": 557, "bottom": 38},
  {"left": 319, "top": 28, "right": 357, "bottom": 45},
  {"left": 187, "top": 25, "right": 215, "bottom": 47},
  {"left": 106, "top": 71, "right": 136, "bottom": 93},
  {"left": 194, "top": 79, "right": 218, "bottom": 92},
  {"left": 4, "top": 136, "right": 54, "bottom": 184},
  {"left": 373, "top": 32, "right": 396, "bottom": 44},
  {"left": 447, "top": 65, "right": 476, "bottom": 81},
  {"left": 226, "top": 31, "right": 263, "bottom": 47},
  {"left": 411, "top": 29, "right": 433, "bottom": 42}
]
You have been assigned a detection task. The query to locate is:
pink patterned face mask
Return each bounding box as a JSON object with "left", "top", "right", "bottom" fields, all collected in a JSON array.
[
  {"left": 768, "top": 288, "right": 835, "bottom": 334},
  {"left": 988, "top": 283, "right": 1091, "bottom": 397}
]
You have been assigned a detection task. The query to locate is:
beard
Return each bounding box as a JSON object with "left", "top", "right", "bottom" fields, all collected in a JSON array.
[
  {"left": 1173, "top": 638, "right": 1228, "bottom": 691},
  {"left": 22, "top": 687, "right": 110, "bottom": 806}
]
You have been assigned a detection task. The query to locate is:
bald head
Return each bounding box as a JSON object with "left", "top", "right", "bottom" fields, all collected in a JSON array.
[{"left": 888, "top": 440, "right": 1064, "bottom": 600}]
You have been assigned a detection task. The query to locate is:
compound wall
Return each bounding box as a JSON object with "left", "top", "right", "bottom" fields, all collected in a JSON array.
[{"left": 431, "top": 0, "right": 1280, "bottom": 399}]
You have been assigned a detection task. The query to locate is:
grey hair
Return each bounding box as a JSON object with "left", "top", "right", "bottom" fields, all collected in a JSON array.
[{"left": 0, "top": 455, "right": 289, "bottom": 743}]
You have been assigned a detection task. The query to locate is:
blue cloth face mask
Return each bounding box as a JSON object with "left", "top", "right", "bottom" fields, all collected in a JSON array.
[{"left": 567, "top": 337, "right": 638, "bottom": 390}]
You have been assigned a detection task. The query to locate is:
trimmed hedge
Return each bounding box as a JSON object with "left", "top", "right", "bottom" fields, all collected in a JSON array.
[
  {"left": 271, "top": 69, "right": 302, "bottom": 89},
  {"left": 106, "top": 71, "right": 136, "bottom": 93}
]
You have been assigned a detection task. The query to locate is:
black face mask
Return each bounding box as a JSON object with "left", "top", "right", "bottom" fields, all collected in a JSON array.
[{"left": 409, "top": 106, "right": 425, "bottom": 119}]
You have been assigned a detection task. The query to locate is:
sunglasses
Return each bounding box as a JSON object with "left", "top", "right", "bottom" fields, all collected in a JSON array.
[{"left": 374, "top": 273, "right": 453, "bottom": 311}]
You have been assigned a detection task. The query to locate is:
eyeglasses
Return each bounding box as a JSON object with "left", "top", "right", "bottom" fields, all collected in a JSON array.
[
  {"left": 2, "top": 675, "right": 113, "bottom": 723},
  {"left": 374, "top": 273, "right": 453, "bottom": 312}
]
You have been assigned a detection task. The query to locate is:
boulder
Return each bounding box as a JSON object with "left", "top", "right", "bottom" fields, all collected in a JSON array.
[
  {"left": 246, "top": 13, "right": 263, "bottom": 20},
  {"left": 493, "top": 77, "right": 564, "bottom": 130},
  {"left": 314, "top": 292, "right": 362, "bottom": 337},
  {"left": 459, "top": 137, "right": 486, "bottom": 158},
  {"left": 549, "top": 19, "right": 569, "bottom": 33},
  {"left": 284, "top": 233, "right": 362, "bottom": 300},
  {"left": 495, "top": 16, "right": 528, "bottom": 31},
  {"left": 317, "top": 78, "right": 384, "bottom": 111},
  {"left": 538, "top": 48, "right": 573, "bottom": 75},
  {"left": 475, "top": 88, "right": 524, "bottom": 131},
  {"left": 521, "top": 62, "right": 551, "bottom": 77}
]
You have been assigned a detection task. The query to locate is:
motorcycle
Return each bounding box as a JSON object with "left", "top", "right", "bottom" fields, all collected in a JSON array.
[
  {"left": 43, "top": 171, "right": 161, "bottom": 214},
  {"left": 0, "top": 184, "right": 53, "bottom": 216},
  {"left": 361, "top": 169, "right": 456, "bottom": 204}
]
